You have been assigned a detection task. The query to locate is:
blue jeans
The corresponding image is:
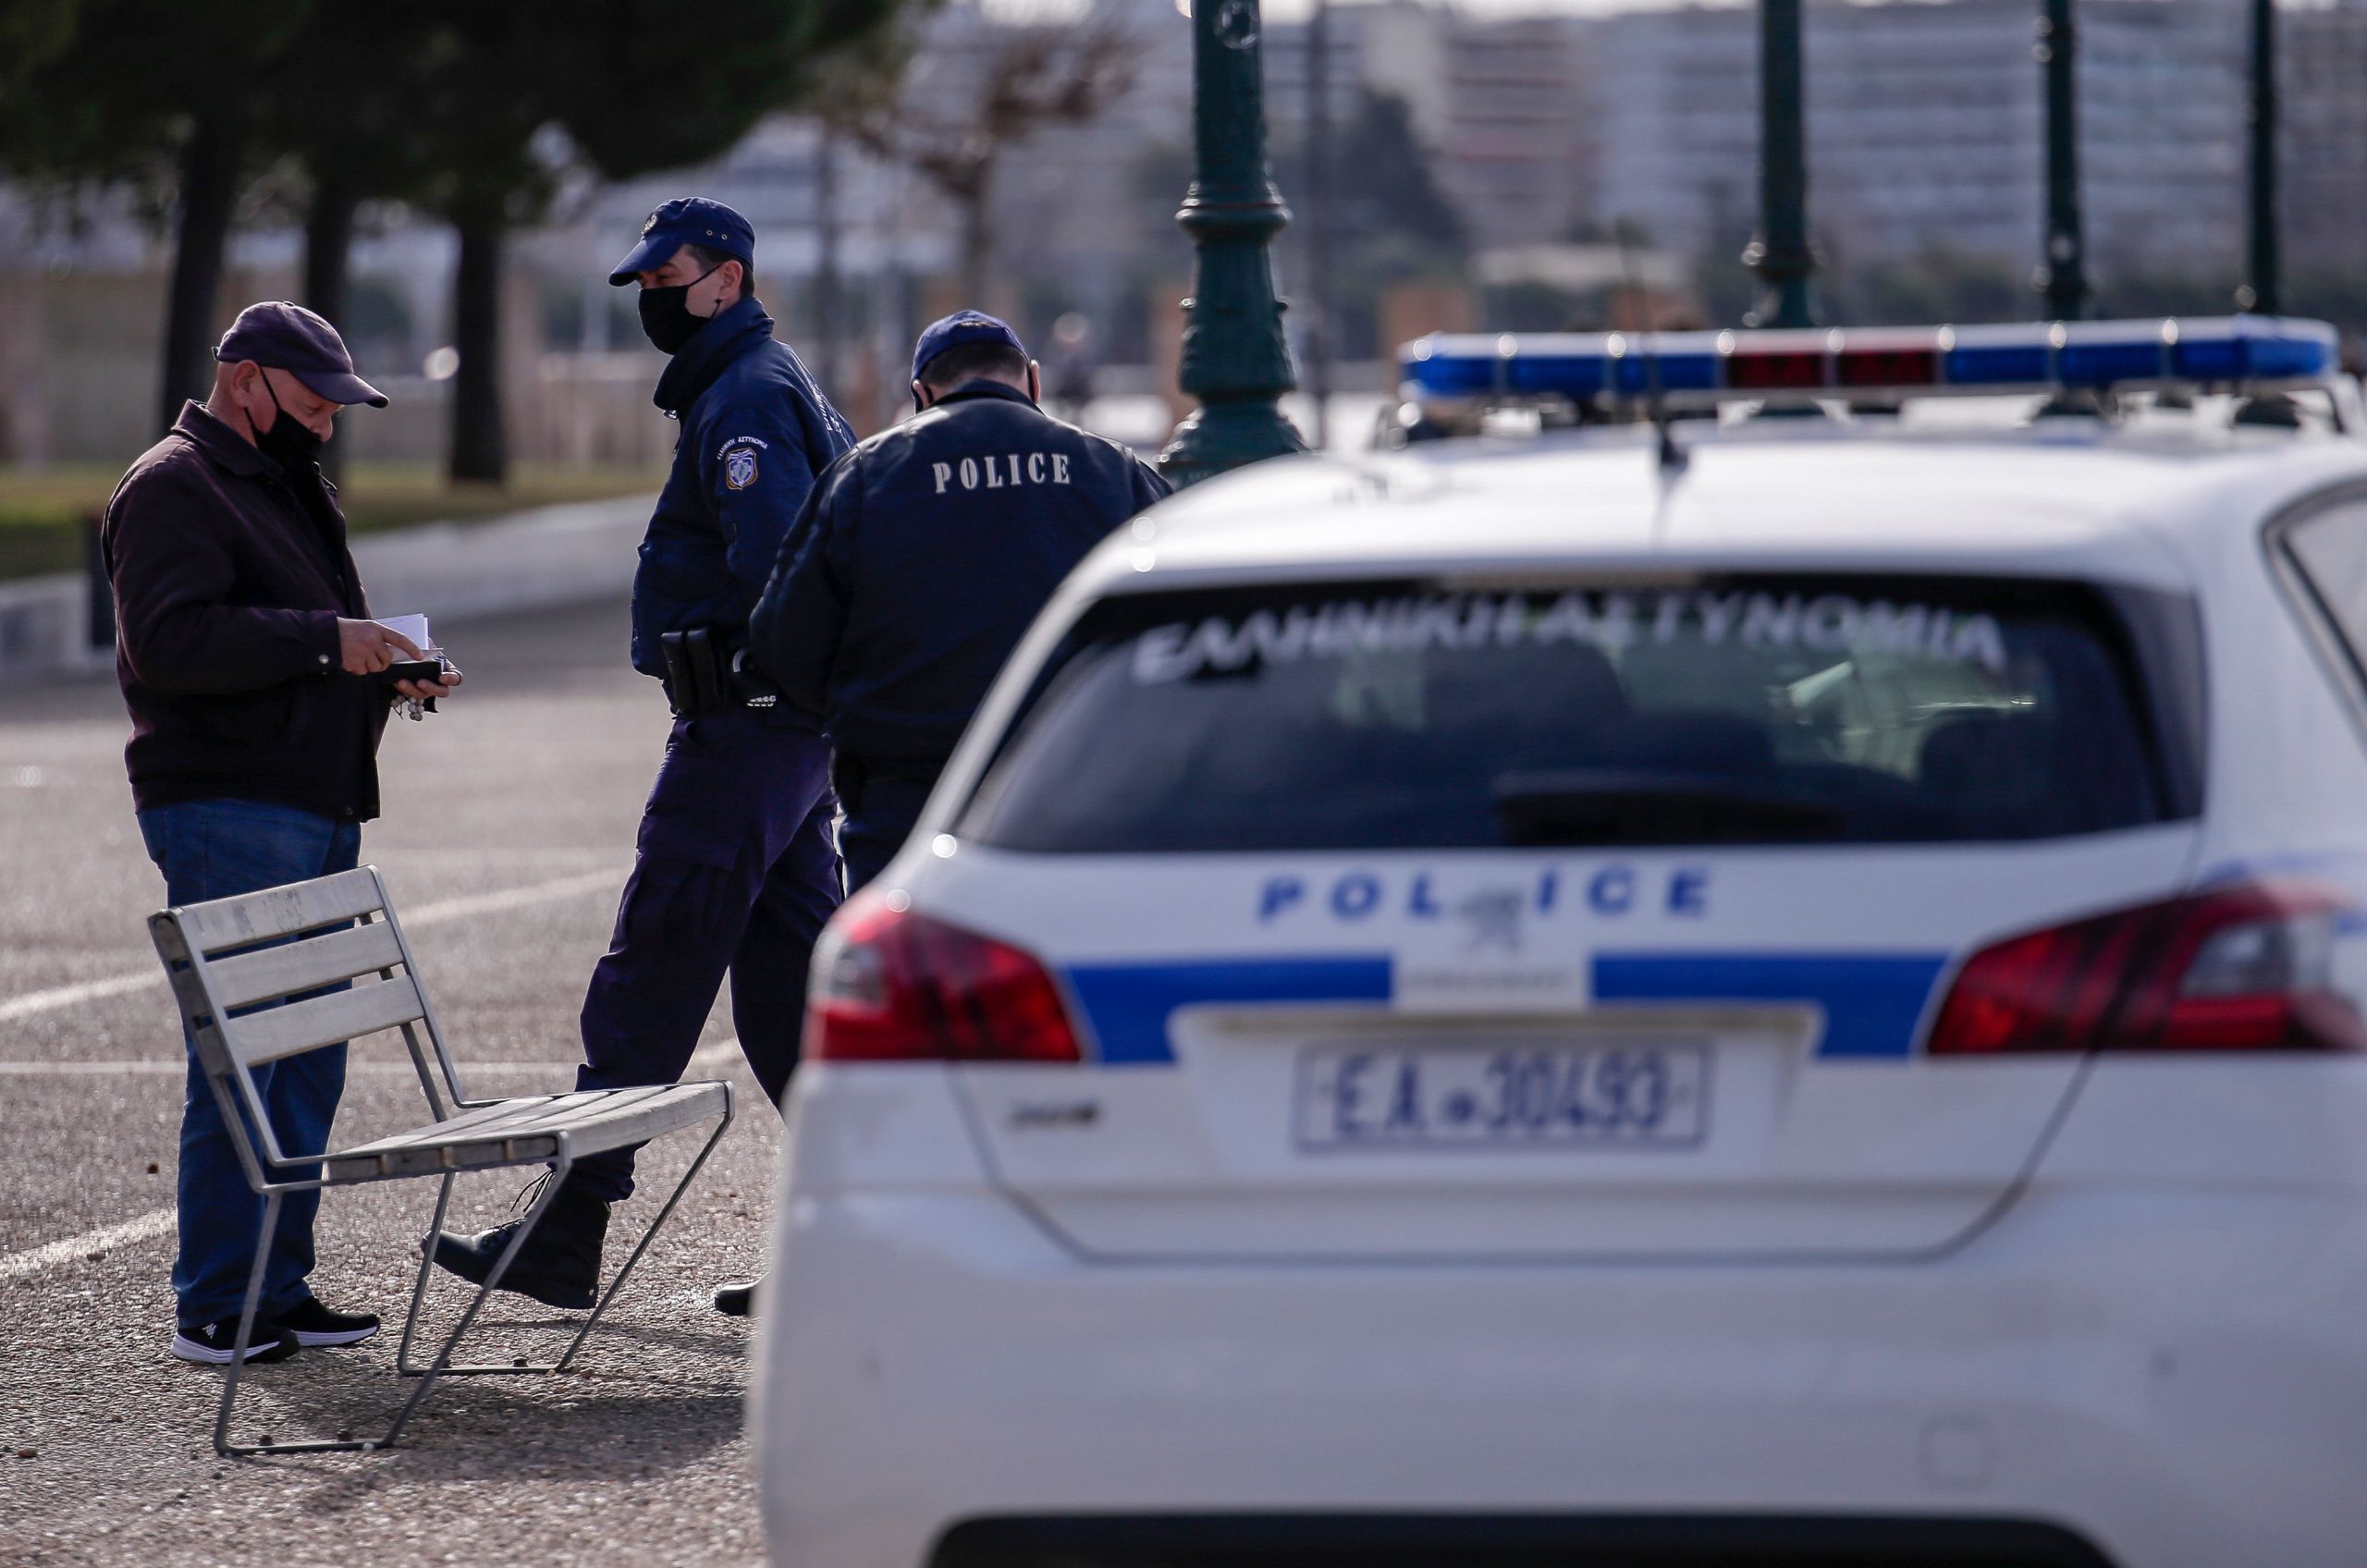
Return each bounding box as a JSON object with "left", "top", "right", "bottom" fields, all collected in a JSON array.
[{"left": 139, "top": 799, "right": 362, "bottom": 1329}]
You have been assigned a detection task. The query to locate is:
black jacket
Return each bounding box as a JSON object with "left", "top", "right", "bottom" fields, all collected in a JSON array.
[
  {"left": 632, "top": 295, "right": 855, "bottom": 679},
  {"left": 749, "top": 380, "right": 1170, "bottom": 770},
  {"left": 102, "top": 403, "right": 389, "bottom": 821}
]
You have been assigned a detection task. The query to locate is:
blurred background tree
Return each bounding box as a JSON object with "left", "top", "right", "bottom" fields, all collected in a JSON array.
[
  {"left": 0, "top": 0, "right": 913, "bottom": 484},
  {"left": 0, "top": 0, "right": 313, "bottom": 435},
  {"left": 822, "top": 5, "right": 1140, "bottom": 308}
]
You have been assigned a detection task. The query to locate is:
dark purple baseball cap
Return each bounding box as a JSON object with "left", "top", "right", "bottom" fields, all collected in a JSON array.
[
  {"left": 214, "top": 301, "right": 388, "bottom": 408},
  {"left": 609, "top": 197, "right": 755, "bottom": 286},
  {"left": 911, "top": 311, "right": 1028, "bottom": 383}
]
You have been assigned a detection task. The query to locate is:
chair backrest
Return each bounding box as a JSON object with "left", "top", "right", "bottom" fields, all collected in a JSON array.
[{"left": 149, "top": 866, "right": 462, "bottom": 1176}]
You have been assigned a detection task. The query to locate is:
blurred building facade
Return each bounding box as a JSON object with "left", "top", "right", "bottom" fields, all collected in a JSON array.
[
  {"left": 6, "top": 0, "right": 2366, "bottom": 466},
  {"left": 1584, "top": 0, "right": 2256, "bottom": 277},
  {"left": 2283, "top": 0, "right": 2367, "bottom": 272}
]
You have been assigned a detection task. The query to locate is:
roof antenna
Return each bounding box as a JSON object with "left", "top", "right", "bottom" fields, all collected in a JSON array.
[{"left": 1617, "top": 221, "right": 1687, "bottom": 483}]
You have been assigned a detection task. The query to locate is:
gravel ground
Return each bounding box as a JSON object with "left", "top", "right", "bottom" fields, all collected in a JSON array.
[{"left": 0, "top": 601, "right": 789, "bottom": 1567}]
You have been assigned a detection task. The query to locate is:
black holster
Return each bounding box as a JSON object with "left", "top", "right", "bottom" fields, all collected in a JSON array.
[{"left": 659, "top": 628, "right": 729, "bottom": 717}]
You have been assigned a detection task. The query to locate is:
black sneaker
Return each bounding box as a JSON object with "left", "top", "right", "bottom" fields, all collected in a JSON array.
[
  {"left": 276, "top": 1296, "right": 381, "bottom": 1348},
  {"left": 171, "top": 1318, "right": 301, "bottom": 1366},
  {"left": 713, "top": 1276, "right": 761, "bottom": 1317}
]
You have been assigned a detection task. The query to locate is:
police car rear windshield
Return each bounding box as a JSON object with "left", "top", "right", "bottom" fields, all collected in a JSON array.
[{"left": 958, "top": 575, "right": 2196, "bottom": 852}]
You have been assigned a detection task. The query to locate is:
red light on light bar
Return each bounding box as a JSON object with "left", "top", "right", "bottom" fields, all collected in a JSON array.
[
  {"left": 1837, "top": 348, "right": 1940, "bottom": 387},
  {"left": 1726, "top": 350, "right": 1826, "bottom": 390}
]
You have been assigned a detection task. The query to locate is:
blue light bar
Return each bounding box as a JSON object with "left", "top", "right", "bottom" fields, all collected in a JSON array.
[{"left": 1399, "top": 316, "right": 2341, "bottom": 409}]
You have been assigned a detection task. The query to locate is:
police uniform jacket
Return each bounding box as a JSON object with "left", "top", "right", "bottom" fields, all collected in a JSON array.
[
  {"left": 632, "top": 294, "right": 854, "bottom": 680},
  {"left": 750, "top": 378, "right": 1171, "bottom": 772},
  {"left": 103, "top": 402, "right": 388, "bottom": 821}
]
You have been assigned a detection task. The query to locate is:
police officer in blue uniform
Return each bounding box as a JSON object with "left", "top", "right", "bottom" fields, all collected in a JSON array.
[
  {"left": 751, "top": 312, "right": 1169, "bottom": 892},
  {"left": 432, "top": 198, "right": 854, "bottom": 1318}
]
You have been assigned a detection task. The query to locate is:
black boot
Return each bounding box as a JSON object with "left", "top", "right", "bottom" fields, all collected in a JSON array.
[
  {"left": 713, "top": 1275, "right": 762, "bottom": 1317},
  {"left": 428, "top": 1174, "right": 609, "bottom": 1310}
]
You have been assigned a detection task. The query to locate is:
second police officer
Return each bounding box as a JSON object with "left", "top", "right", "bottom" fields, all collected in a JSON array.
[
  {"left": 431, "top": 198, "right": 855, "bottom": 1318},
  {"left": 751, "top": 312, "right": 1171, "bottom": 893}
]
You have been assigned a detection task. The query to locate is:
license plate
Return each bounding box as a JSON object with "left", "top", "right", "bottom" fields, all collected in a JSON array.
[{"left": 1294, "top": 1042, "right": 1710, "bottom": 1151}]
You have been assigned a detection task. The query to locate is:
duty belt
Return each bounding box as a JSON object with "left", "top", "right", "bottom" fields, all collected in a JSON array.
[{"left": 658, "top": 626, "right": 780, "bottom": 717}]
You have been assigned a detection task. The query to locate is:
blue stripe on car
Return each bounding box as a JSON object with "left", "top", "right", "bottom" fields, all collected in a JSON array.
[
  {"left": 1063, "top": 958, "right": 1392, "bottom": 1063},
  {"left": 1592, "top": 953, "right": 1949, "bottom": 1058},
  {"left": 1061, "top": 952, "right": 1949, "bottom": 1062}
]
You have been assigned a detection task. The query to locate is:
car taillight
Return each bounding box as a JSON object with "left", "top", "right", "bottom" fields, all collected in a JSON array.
[
  {"left": 805, "top": 891, "right": 1083, "bottom": 1062},
  {"left": 1927, "top": 880, "right": 2367, "bottom": 1055}
]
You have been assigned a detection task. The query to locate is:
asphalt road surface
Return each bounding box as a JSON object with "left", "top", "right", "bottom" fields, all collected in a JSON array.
[{"left": 0, "top": 601, "right": 790, "bottom": 1567}]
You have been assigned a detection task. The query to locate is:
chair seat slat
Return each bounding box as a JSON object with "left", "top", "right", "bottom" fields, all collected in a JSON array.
[
  {"left": 484, "top": 1084, "right": 683, "bottom": 1137},
  {"left": 208, "top": 921, "right": 407, "bottom": 1010},
  {"left": 422, "top": 1096, "right": 570, "bottom": 1137},
  {"left": 178, "top": 868, "right": 386, "bottom": 953},
  {"left": 327, "top": 1083, "right": 726, "bottom": 1174},
  {"left": 227, "top": 975, "right": 426, "bottom": 1066}
]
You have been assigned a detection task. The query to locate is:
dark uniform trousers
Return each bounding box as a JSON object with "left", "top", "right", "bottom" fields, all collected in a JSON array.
[
  {"left": 837, "top": 766, "right": 940, "bottom": 896},
  {"left": 570, "top": 704, "right": 840, "bottom": 1204}
]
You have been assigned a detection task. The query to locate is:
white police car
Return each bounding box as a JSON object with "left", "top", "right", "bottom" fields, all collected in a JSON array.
[{"left": 754, "top": 318, "right": 2367, "bottom": 1568}]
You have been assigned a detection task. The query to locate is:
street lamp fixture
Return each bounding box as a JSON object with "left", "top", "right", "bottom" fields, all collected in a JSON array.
[{"left": 1158, "top": 0, "right": 1308, "bottom": 488}]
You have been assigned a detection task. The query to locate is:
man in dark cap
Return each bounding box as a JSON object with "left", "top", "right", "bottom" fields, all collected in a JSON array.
[
  {"left": 429, "top": 197, "right": 853, "bottom": 1319},
  {"left": 751, "top": 312, "right": 1169, "bottom": 892},
  {"left": 104, "top": 300, "right": 460, "bottom": 1366}
]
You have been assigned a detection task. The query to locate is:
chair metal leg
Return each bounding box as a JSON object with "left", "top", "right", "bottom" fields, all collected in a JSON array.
[
  {"left": 208, "top": 1099, "right": 735, "bottom": 1458},
  {"left": 212, "top": 1191, "right": 282, "bottom": 1457},
  {"left": 555, "top": 1101, "right": 733, "bottom": 1372},
  {"left": 393, "top": 1174, "right": 459, "bottom": 1376},
  {"left": 213, "top": 1191, "right": 400, "bottom": 1458},
  {"left": 376, "top": 1159, "right": 573, "bottom": 1450}
]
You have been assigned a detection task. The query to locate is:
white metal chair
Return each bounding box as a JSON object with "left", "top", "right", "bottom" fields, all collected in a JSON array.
[{"left": 148, "top": 865, "right": 732, "bottom": 1457}]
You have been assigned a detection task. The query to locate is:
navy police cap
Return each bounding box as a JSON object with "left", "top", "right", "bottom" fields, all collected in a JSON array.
[
  {"left": 214, "top": 300, "right": 387, "bottom": 408},
  {"left": 912, "top": 311, "right": 1028, "bottom": 384},
  {"left": 609, "top": 197, "right": 754, "bottom": 286}
]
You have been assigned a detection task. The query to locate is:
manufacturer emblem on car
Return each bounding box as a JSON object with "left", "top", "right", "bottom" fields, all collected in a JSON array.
[
  {"left": 1009, "top": 1100, "right": 1100, "bottom": 1130},
  {"left": 1457, "top": 888, "right": 1524, "bottom": 952}
]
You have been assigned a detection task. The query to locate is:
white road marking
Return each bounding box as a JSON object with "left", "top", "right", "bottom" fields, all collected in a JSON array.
[
  {"left": 0, "top": 867, "right": 622, "bottom": 1028},
  {"left": 0, "top": 1207, "right": 176, "bottom": 1283},
  {"left": 0, "top": 1038, "right": 745, "bottom": 1077},
  {"left": 0, "top": 970, "right": 154, "bottom": 1023},
  {"left": 396, "top": 868, "right": 621, "bottom": 927},
  {"left": 0, "top": 1038, "right": 746, "bottom": 1281},
  {"left": 0, "top": 1060, "right": 570, "bottom": 1076}
]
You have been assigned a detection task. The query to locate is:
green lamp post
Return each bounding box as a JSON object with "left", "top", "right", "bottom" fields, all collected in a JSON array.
[
  {"left": 2036, "top": 0, "right": 2091, "bottom": 319},
  {"left": 1743, "top": 0, "right": 1817, "bottom": 329},
  {"left": 1158, "top": 0, "right": 1308, "bottom": 488},
  {"left": 2243, "top": 0, "right": 2280, "bottom": 315}
]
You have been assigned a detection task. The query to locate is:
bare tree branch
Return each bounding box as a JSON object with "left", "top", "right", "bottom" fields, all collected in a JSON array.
[{"left": 819, "top": 2, "right": 1140, "bottom": 299}]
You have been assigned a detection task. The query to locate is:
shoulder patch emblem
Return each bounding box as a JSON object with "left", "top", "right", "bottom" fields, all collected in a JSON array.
[{"left": 718, "top": 435, "right": 767, "bottom": 492}]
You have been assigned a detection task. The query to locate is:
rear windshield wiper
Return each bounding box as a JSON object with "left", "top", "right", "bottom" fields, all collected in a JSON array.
[{"left": 1491, "top": 769, "right": 1850, "bottom": 847}]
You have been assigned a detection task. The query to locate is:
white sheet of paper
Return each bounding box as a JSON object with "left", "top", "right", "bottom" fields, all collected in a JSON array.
[{"left": 375, "top": 614, "right": 432, "bottom": 652}]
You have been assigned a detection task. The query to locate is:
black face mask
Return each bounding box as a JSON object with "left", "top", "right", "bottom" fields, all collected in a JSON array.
[
  {"left": 253, "top": 372, "right": 325, "bottom": 474},
  {"left": 638, "top": 264, "right": 724, "bottom": 356}
]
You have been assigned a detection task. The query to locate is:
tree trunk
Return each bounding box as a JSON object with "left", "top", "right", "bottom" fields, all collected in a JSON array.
[
  {"left": 303, "top": 171, "right": 359, "bottom": 325},
  {"left": 303, "top": 169, "right": 361, "bottom": 487},
  {"left": 158, "top": 113, "right": 245, "bottom": 436},
  {"left": 448, "top": 207, "right": 507, "bottom": 484}
]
